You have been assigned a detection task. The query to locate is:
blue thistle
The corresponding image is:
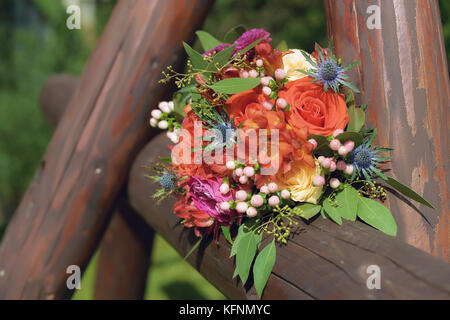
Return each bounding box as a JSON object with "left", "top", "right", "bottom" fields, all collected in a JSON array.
[
  {"left": 197, "top": 108, "right": 238, "bottom": 153},
  {"left": 159, "top": 173, "right": 176, "bottom": 189},
  {"left": 297, "top": 42, "right": 360, "bottom": 93},
  {"left": 348, "top": 143, "right": 390, "bottom": 182}
]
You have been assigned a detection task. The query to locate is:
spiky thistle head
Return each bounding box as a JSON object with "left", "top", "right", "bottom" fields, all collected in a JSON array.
[
  {"left": 347, "top": 143, "right": 390, "bottom": 182},
  {"left": 159, "top": 173, "right": 176, "bottom": 189}
]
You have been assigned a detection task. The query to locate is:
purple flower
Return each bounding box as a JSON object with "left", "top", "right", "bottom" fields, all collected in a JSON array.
[
  {"left": 233, "top": 28, "right": 272, "bottom": 53},
  {"left": 202, "top": 43, "right": 232, "bottom": 57},
  {"left": 187, "top": 176, "right": 235, "bottom": 225}
]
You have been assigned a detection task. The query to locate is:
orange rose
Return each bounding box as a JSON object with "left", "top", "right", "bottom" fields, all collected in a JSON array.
[
  {"left": 279, "top": 77, "right": 349, "bottom": 136},
  {"left": 226, "top": 87, "right": 267, "bottom": 127}
]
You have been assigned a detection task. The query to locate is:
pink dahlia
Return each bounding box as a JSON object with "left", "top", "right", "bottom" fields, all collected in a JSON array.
[
  {"left": 233, "top": 28, "right": 272, "bottom": 53},
  {"left": 202, "top": 43, "right": 232, "bottom": 57}
]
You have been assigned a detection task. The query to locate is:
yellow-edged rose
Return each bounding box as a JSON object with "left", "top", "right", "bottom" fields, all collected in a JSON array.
[
  {"left": 275, "top": 160, "right": 323, "bottom": 204},
  {"left": 282, "top": 49, "right": 316, "bottom": 81}
]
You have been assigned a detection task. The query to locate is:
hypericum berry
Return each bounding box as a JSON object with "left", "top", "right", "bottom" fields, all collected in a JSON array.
[
  {"left": 235, "top": 167, "right": 244, "bottom": 177},
  {"left": 151, "top": 109, "right": 162, "bottom": 120},
  {"left": 159, "top": 101, "right": 170, "bottom": 113},
  {"left": 276, "top": 98, "right": 287, "bottom": 109},
  {"left": 168, "top": 101, "right": 174, "bottom": 111},
  {"left": 260, "top": 185, "right": 269, "bottom": 194},
  {"left": 262, "top": 101, "right": 273, "bottom": 111},
  {"left": 274, "top": 68, "right": 286, "bottom": 80},
  {"left": 251, "top": 195, "right": 264, "bottom": 207},
  {"left": 236, "top": 190, "right": 248, "bottom": 201},
  {"left": 338, "top": 146, "right": 348, "bottom": 155},
  {"left": 226, "top": 160, "right": 236, "bottom": 170},
  {"left": 268, "top": 182, "right": 278, "bottom": 193},
  {"left": 313, "top": 175, "right": 325, "bottom": 187},
  {"left": 219, "top": 183, "right": 230, "bottom": 195},
  {"left": 243, "top": 166, "right": 255, "bottom": 177},
  {"left": 337, "top": 160, "right": 347, "bottom": 171},
  {"left": 261, "top": 76, "right": 272, "bottom": 86},
  {"left": 246, "top": 207, "right": 258, "bottom": 217},
  {"left": 344, "top": 164, "right": 354, "bottom": 175},
  {"left": 256, "top": 59, "right": 264, "bottom": 67},
  {"left": 236, "top": 202, "right": 249, "bottom": 213},
  {"left": 262, "top": 86, "right": 272, "bottom": 96},
  {"left": 318, "top": 156, "right": 325, "bottom": 163},
  {"left": 239, "top": 175, "right": 249, "bottom": 184},
  {"left": 240, "top": 71, "right": 249, "bottom": 78},
  {"left": 344, "top": 140, "right": 355, "bottom": 152},
  {"left": 150, "top": 118, "right": 158, "bottom": 127},
  {"left": 281, "top": 189, "right": 291, "bottom": 199},
  {"left": 330, "top": 139, "right": 341, "bottom": 151},
  {"left": 330, "top": 178, "right": 340, "bottom": 189},
  {"left": 333, "top": 129, "right": 344, "bottom": 137},
  {"left": 167, "top": 131, "right": 179, "bottom": 144},
  {"left": 158, "top": 120, "right": 168, "bottom": 130},
  {"left": 308, "top": 138, "right": 318, "bottom": 149},
  {"left": 321, "top": 158, "right": 332, "bottom": 169},
  {"left": 249, "top": 69, "right": 259, "bottom": 78},
  {"left": 220, "top": 201, "right": 230, "bottom": 211},
  {"left": 268, "top": 195, "right": 280, "bottom": 206},
  {"left": 329, "top": 161, "right": 337, "bottom": 172}
]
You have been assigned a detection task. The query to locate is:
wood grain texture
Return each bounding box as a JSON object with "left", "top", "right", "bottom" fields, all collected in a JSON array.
[
  {"left": 0, "top": 0, "right": 213, "bottom": 299},
  {"left": 324, "top": 0, "right": 450, "bottom": 261},
  {"left": 128, "top": 134, "right": 450, "bottom": 300}
]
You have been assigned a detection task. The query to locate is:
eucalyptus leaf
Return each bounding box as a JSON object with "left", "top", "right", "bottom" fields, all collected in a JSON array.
[
  {"left": 183, "top": 42, "right": 207, "bottom": 70},
  {"left": 323, "top": 198, "right": 342, "bottom": 225},
  {"left": 385, "top": 177, "right": 435, "bottom": 209},
  {"left": 347, "top": 105, "right": 366, "bottom": 132},
  {"left": 292, "top": 203, "right": 322, "bottom": 220},
  {"left": 196, "top": 30, "right": 222, "bottom": 51},
  {"left": 223, "top": 25, "right": 247, "bottom": 43},
  {"left": 210, "top": 77, "right": 261, "bottom": 94},
  {"left": 357, "top": 197, "right": 397, "bottom": 236},
  {"left": 335, "top": 185, "right": 358, "bottom": 221},
  {"left": 253, "top": 240, "right": 276, "bottom": 298}
]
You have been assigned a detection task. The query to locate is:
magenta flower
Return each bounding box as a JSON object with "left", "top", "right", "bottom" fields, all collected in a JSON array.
[
  {"left": 202, "top": 43, "right": 232, "bottom": 57},
  {"left": 187, "top": 176, "right": 235, "bottom": 225},
  {"left": 233, "top": 28, "right": 271, "bottom": 53}
]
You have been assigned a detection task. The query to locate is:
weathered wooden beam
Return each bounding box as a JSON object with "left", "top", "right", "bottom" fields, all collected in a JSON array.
[
  {"left": 128, "top": 134, "right": 450, "bottom": 300},
  {"left": 323, "top": 0, "right": 449, "bottom": 261},
  {"left": 0, "top": 0, "right": 214, "bottom": 299},
  {"left": 38, "top": 74, "right": 154, "bottom": 300}
]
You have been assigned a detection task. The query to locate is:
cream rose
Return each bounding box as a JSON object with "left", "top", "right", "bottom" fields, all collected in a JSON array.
[
  {"left": 275, "top": 160, "right": 323, "bottom": 204},
  {"left": 282, "top": 49, "right": 316, "bottom": 81}
]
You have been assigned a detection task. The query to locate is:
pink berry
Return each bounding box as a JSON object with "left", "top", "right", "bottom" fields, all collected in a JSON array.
[
  {"left": 333, "top": 129, "right": 344, "bottom": 137},
  {"left": 344, "top": 164, "right": 354, "bottom": 175},
  {"left": 226, "top": 160, "right": 235, "bottom": 170},
  {"left": 219, "top": 183, "right": 230, "bottom": 195},
  {"left": 274, "top": 68, "right": 286, "bottom": 80},
  {"left": 260, "top": 185, "right": 269, "bottom": 194},
  {"left": 338, "top": 146, "right": 348, "bottom": 155},
  {"left": 276, "top": 98, "right": 287, "bottom": 109},
  {"left": 220, "top": 201, "right": 230, "bottom": 211},
  {"left": 240, "top": 71, "right": 249, "bottom": 78},
  {"left": 236, "top": 202, "right": 249, "bottom": 213},
  {"left": 330, "top": 139, "right": 341, "bottom": 151},
  {"left": 262, "top": 101, "right": 273, "bottom": 110},
  {"left": 318, "top": 156, "right": 325, "bottom": 163},
  {"left": 236, "top": 190, "right": 247, "bottom": 201},
  {"left": 243, "top": 166, "right": 255, "bottom": 177},
  {"left": 329, "top": 161, "right": 337, "bottom": 172},
  {"left": 322, "top": 158, "right": 331, "bottom": 169},
  {"left": 256, "top": 59, "right": 263, "bottom": 67},
  {"left": 235, "top": 167, "right": 243, "bottom": 177},
  {"left": 313, "top": 176, "right": 325, "bottom": 187},
  {"left": 337, "top": 160, "right": 347, "bottom": 171},
  {"left": 239, "top": 175, "right": 249, "bottom": 184},
  {"left": 260, "top": 77, "right": 271, "bottom": 86},
  {"left": 262, "top": 86, "right": 272, "bottom": 96},
  {"left": 246, "top": 207, "right": 258, "bottom": 217},
  {"left": 251, "top": 195, "right": 264, "bottom": 207},
  {"left": 281, "top": 189, "right": 291, "bottom": 199},
  {"left": 330, "top": 178, "right": 340, "bottom": 189},
  {"left": 344, "top": 140, "right": 355, "bottom": 152},
  {"left": 268, "top": 195, "right": 280, "bottom": 206},
  {"left": 249, "top": 70, "right": 259, "bottom": 78},
  {"left": 268, "top": 182, "right": 278, "bottom": 193},
  {"left": 308, "top": 139, "right": 318, "bottom": 149}
]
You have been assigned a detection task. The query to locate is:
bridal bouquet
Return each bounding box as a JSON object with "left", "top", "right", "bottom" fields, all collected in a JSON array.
[{"left": 147, "top": 27, "right": 433, "bottom": 297}]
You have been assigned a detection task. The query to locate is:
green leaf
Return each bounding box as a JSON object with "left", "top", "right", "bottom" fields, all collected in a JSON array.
[
  {"left": 210, "top": 77, "right": 261, "bottom": 94},
  {"left": 336, "top": 131, "right": 364, "bottom": 148},
  {"left": 335, "top": 185, "right": 358, "bottom": 221},
  {"left": 275, "top": 40, "right": 288, "bottom": 52},
  {"left": 236, "top": 38, "right": 262, "bottom": 57},
  {"left": 206, "top": 45, "right": 236, "bottom": 71},
  {"left": 384, "top": 177, "right": 435, "bottom": 209},
  {"left": 309, "top": 134, "right": 334, "bottom": 157},
  {"left": 221, "top": 226, "right": 233, "bottom": 244},
  {"left": 182, "top": 42, "right": 207, "bottom": 70},
  {"left": 253, "top": 240, "right": 276, "bottom": 298},
  {"left": 196, "top": 30, "right": 222, "bottom": 52},
  {"left": 292, "top": 203, "right": 322, "bottom": 220},
  {"left": 183, "top": 236, "right": 204, "bottom": 260},
  {"left": 323, "top": 198, "right": 342, "bottom": 225},
  {"left": 357, "top": 197, "right": 397, "bottom": 236},
  {"left": 347, "top": 105, "right": 366, "bottom": 132},
  {"left": 223, "top": 25, "right": 247, "bottom": 43},
  {"left": 235, "top": 231, "right": 262, "bottom": 284}
]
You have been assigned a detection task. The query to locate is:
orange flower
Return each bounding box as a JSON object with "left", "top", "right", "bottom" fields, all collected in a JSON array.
[
  {"left": 279, "top": 77, "right": 349, "bottom": 137},
  {"left": 174, "top": 193, "right": 214, "bottom": 237}
]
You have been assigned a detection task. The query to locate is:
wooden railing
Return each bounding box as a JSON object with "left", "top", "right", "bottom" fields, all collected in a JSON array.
[{"left": 0, "top": 0, "right": 448, "bottom": 300}]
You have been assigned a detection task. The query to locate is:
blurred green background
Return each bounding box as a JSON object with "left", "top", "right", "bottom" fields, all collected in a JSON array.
[{"left": 0, "top": 0, "right": 448, "bottom": 300}]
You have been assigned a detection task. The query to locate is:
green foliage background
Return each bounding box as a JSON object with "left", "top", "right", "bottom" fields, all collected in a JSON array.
[{"left": 0, "top": 0, "right": 448, "bottom": 300}]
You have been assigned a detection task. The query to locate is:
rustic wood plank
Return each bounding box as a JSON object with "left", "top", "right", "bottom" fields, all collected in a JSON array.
[
  {"left": 0, "top": 0, "right": 214, "bottom": 299},
  {"left": 128, "top": 134, "right": 450, "bottom": 300},
  {"left": 324, "top": 0, "right": 449, "bottom": 261}
]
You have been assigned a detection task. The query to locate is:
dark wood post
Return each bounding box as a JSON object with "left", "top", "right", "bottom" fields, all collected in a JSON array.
[
  {"left": 324, "top": 0, "right": 449, "bottom": 261},
  {"left": 0, "top": 0, "right": 214, "bottom": 299}
]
